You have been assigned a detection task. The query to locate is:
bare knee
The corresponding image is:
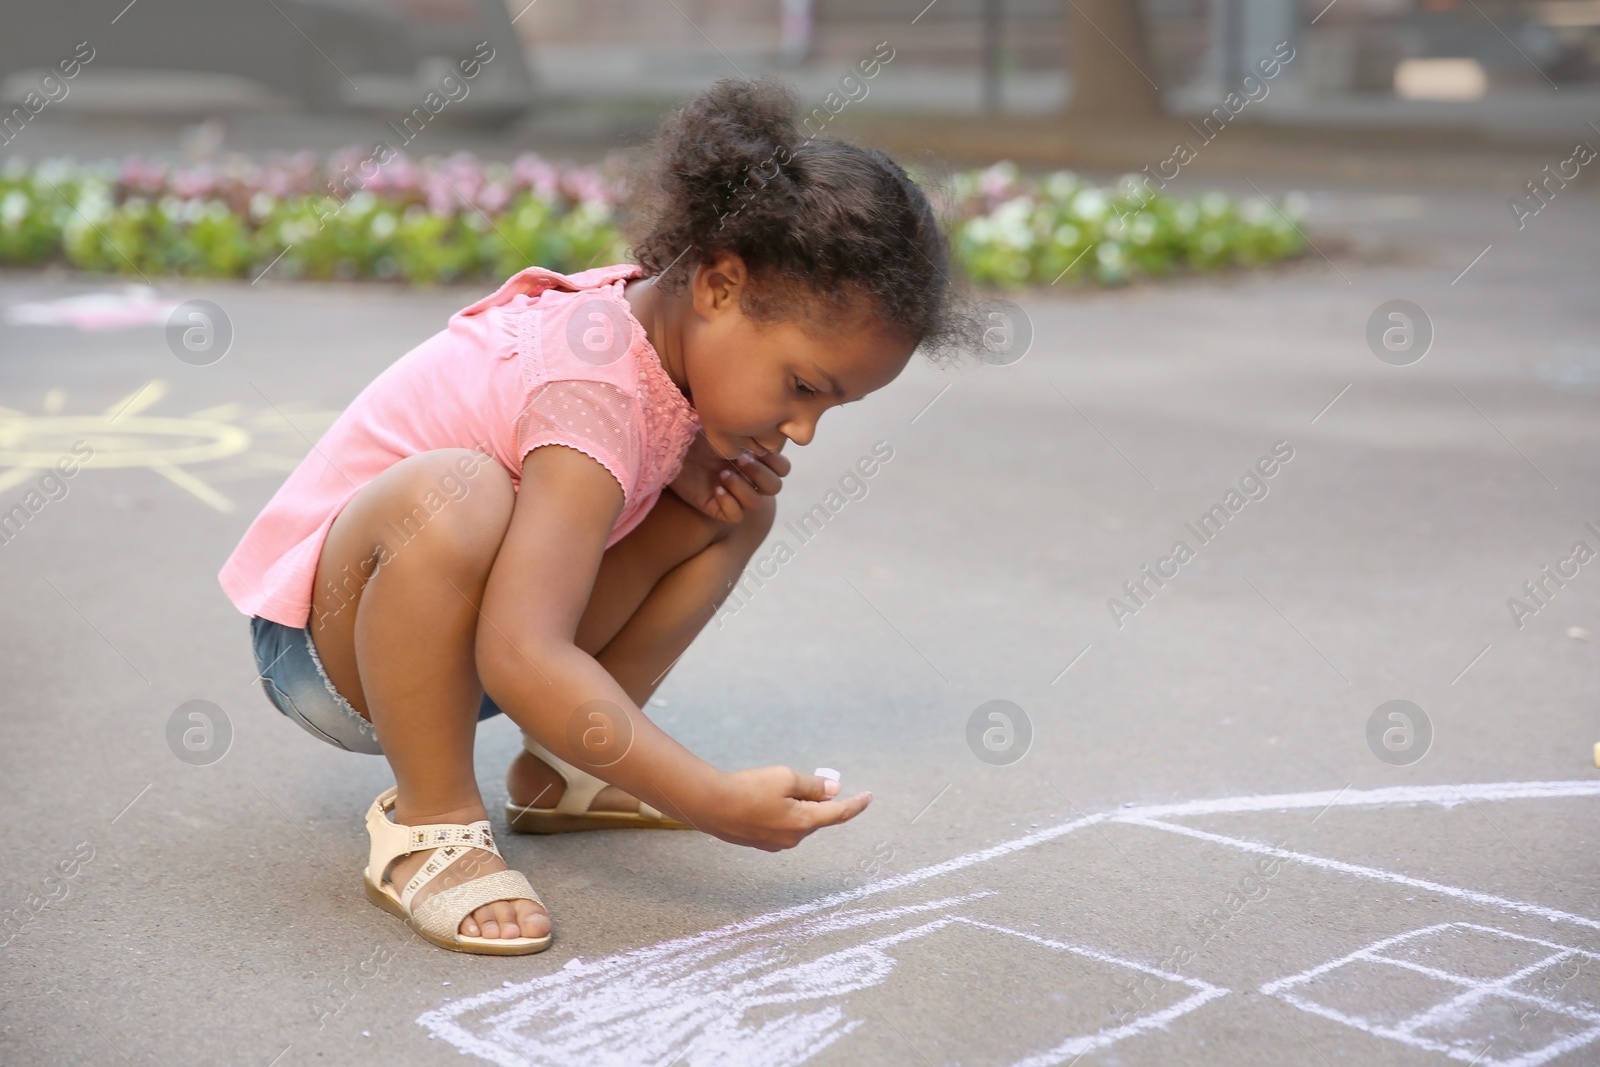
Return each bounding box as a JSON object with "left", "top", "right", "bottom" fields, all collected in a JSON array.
[{"left": 368, "top": 449, "right": 514, "bottom": 575}]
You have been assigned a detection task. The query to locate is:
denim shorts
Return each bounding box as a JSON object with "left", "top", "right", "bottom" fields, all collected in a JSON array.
[{"left": 250, "top": 616, "right": 504, "bottom": 755}]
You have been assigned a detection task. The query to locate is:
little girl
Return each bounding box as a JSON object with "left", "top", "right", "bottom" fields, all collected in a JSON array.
[{"left": 220, "top": 77, "right": 962, "bottom": 955}]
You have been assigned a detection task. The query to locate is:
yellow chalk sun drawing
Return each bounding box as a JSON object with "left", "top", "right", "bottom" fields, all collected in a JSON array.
[{"left": 0, "top": 381, "right": 342, "bottom": 513}]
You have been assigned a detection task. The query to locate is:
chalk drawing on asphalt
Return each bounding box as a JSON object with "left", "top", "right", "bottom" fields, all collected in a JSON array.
[
  {"left": 1262, "top": 922, "right": 1600, "bottom": 1067},
  {"left": 420, "top": 780, "right": 1600, "bottom": 1066},
  {"left": 0, "top": 380, "right": 339, "bottom": 512}
]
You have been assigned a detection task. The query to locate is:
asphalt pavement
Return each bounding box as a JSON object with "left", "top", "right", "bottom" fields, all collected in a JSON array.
[{"left": 2, "top": 178, "right": 1598, "bottom": 1066}]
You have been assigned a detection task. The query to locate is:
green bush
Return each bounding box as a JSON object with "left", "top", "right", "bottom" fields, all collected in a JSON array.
[
  {"left": 0, "top": 153, "right": 1307, "bottom": 289},
  {"left": 946, "top": 164, "right": 1307, "bottom": 288}
]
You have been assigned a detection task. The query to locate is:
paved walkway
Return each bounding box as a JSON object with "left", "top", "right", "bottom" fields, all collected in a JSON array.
[{"left": 1, "top": 176, "right": 1597, "bottom": 1064}]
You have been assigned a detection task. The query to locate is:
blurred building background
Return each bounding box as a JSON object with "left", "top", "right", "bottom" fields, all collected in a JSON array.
[
  {"left": 512, "top": 0, "right": 1596, "bottom": 129},
  {"left": 0, "top": 0, "right": 1593, "bottom": 167}
]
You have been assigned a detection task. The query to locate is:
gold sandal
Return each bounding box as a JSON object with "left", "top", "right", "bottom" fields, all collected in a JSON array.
[
  {"left": 504, "top": 734, "right": 694, "bottom": 834},
  {"left": 363, "top": 787, "right": 551, "bottom": 955}
]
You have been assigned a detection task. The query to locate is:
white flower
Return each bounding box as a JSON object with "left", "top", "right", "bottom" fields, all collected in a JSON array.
[
  {"left": 1, "top": 190, "right": 30, "bottom": 229},
  {"left": 1113, "top": 173, "right": 1147, "bottom": 200},
  {"left": 280, "top": 218, "right": 318, "bottom": 244},
  {"left": 249, "top": 192, "right": 276, "bottom": 222},
  {"left": 963, "top": 217, "right": 995, "bottom": 244},
  {"left": 73, "top": 183, "right": 114, "bottom": 224},
  {"left": 992, "top": 197, "right": 1035, "bottom": 248},
  {"left": 570, "top": 199, "right": 611, "bottom": 226},
  {"left": 34, "top": 159, "right": 74, "bottom": 187},
  {"left": 1241, "top": 198, "right": 1272, "bottom": 225},
  {"left": 1070, "top": 188, "right": 1109, "bottom": 222},
  {"left": 1042, "top": 171, "right": 1080, "bottom": 203}
]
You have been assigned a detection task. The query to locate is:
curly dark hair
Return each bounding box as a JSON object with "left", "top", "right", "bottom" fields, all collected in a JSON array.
[{"left": 627, "top": 76, "right": 971, "bottom": 364}]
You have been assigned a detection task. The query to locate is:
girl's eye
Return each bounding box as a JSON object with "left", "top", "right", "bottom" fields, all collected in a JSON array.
[{"left": 795, "top": 379, "right": 817, "bottom": 398}]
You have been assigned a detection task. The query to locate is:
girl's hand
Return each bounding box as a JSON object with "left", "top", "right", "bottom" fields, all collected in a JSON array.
[
  {"left": 668, "top": 434, "right": 791, "bottom": 524},
  {"left": 694, "top": 767, "right": 872, "bottom": 851}
]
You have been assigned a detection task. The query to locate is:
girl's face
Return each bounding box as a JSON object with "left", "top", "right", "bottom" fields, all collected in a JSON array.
[{"left": 669, "top": 257, "right": 917, "bottom": 460}]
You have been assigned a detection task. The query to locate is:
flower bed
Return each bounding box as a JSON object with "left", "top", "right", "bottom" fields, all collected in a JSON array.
[
  {"left": 0, "top": 149, "right": 627, "bottom": 286},
  {"left": 948, "top": 161, "right": 1308, "bottom": 287},
  {"left": 0, "top": 152, "right": 1306, "bottom": 288}
]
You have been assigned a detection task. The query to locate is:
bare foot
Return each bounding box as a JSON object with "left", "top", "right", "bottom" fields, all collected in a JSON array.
[
  {"left": 505, "top": 747, "right": 646, "bottom": 814},
  {"left": 381, "top": 803, "right": 550, "bottom": 941}
]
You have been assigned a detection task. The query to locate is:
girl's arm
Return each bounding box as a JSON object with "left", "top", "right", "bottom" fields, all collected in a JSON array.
[{"left": 477, "top": 443, "right": 869, "bottom": 851}]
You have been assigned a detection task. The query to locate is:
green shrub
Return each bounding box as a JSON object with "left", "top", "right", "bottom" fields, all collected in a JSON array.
[
  {"left": 0, "top": 153, "right": 1307, "bottom": 289},
  {"left": 945, "top": 163, "right": 1307, "bottom": 288}
]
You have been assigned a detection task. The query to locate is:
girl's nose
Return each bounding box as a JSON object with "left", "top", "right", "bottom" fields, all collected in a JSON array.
[{"left": 778, "top": 419, "right": 815, "bottom": 447}]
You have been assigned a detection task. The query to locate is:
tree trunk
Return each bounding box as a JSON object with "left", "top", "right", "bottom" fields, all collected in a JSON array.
[{"left": 1063, "top": 0, "right": 1163, "bottom": 123}]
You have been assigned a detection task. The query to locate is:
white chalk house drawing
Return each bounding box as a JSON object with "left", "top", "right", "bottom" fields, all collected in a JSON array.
[
  {"left": 420, "top": 892, "right": 1226, "bottom": 1067},
  {"left": 1263, "top": 923, "right": 1600, "bottom": 1067},
  {"left": 418, "top": 781, "right": 1600, "bottom": 1066}
]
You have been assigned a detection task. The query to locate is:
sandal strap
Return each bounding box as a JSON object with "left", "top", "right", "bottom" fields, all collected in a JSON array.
[
  {"left": 400, "top": 821, "right": 500, "bottom": 856},
  {"left": 366, "top": 787, "right": 409, "bottom": 878},
  {"left": 397, "top": 826, "right": 501, "bottom": 909},
  {"left": 521, "top": 733, "right": 672, "bottom": 820},
  {"left": 411, "top": 868, "right": 542, "bottom": 943},
  {"left": 364, "top": 788, "right": 505, "bottom": 904},
  {"left": 522, "top": 734, "right": 610, "bottom": 815}
]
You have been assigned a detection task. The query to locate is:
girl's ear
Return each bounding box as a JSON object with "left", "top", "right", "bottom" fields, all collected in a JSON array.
[{"left": 690, "top": 252, "right": 749, "bottom": 320}]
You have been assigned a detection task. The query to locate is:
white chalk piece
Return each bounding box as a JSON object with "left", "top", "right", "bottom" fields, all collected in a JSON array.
[
  {"left": 1593, "top": 742, "right": 1599, "bottom": 769},
  {"left": 815, "top": 767, "right": 840, "bottom": 784}
]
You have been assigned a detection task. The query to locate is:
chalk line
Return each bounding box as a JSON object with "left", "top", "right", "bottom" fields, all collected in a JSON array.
[
  {"left": 420, "top": 780, "right": 1600, "bottom": 1065},
  {"left": 1396, "top": 948, "right": 1597, "bottom": 1035},
  {"left": 1260, "top": 922, "right": 1600, "bottom": 1067},
  {"left": 1118, "top": 816, "right": 1600, "bottom": 933},
  {"left": 945, "top": 918, "right": 1228, "bottom": 1067},
  {"left": 1262, "top": 921, "right": 1454, "bottom": 994},
  {"left": 418, "top": 895, "right": 994, "bottom": 1067},
  {"left": 1126, "top": 779, "right": 1600, "bottom": 821}
]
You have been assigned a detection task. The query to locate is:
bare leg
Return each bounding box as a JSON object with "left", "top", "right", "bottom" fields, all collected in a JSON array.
[
  {"left": 309, "top": 448, "right": 546, "bottom": 941},
  {"left": 506, "top": 487, "right": 776, "bottom": 812}
]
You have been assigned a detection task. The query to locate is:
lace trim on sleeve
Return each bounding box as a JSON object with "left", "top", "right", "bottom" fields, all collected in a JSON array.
[{"left": 516, "top": 379, "right": 641, "bottom": 502}]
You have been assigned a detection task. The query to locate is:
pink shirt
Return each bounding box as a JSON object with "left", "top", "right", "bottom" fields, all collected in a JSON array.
[{"left": 219, "top": 263, "right": 702, "bottom": 627}]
